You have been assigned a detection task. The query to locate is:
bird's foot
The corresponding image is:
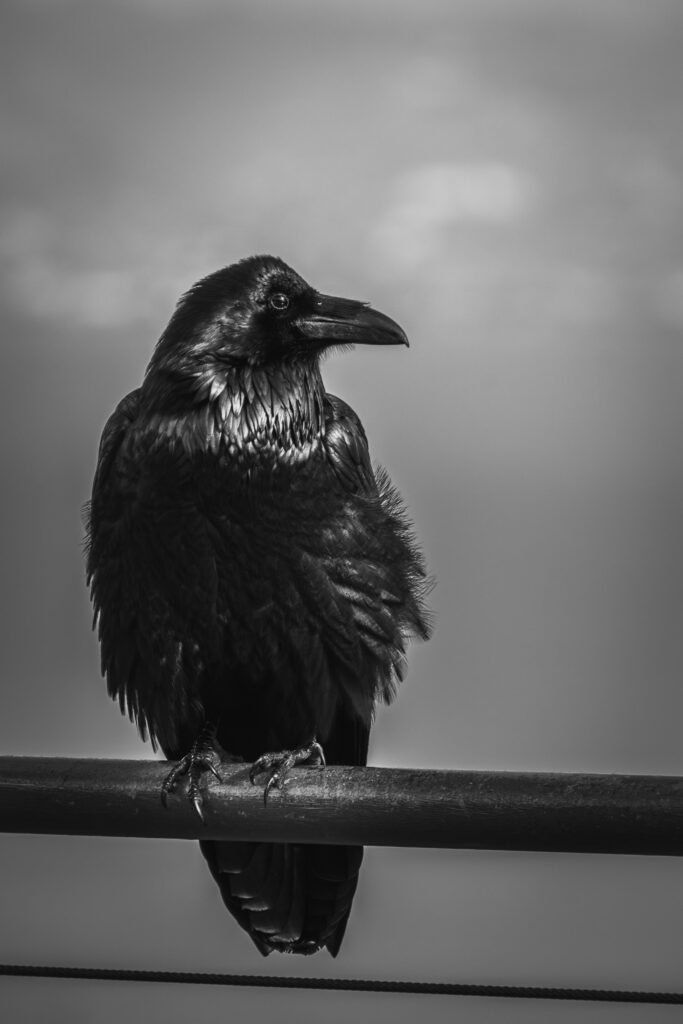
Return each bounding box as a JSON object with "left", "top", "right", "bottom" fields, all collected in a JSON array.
[
  {"left": 161, "top": 725, "right": 234, "bottom": 822},
  {"left": 249, "top": 739, "right": 326, "bottom": 805}
]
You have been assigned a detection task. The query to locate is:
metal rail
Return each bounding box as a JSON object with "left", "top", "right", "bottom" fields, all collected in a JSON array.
[{"left": 1, "top": 756, "right": 682, "bottom": 854}]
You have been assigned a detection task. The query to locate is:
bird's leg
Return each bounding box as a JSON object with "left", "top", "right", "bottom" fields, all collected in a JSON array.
[
  {"left": 249, "top": 738, "right": 326, "bottom": 805},
  {"left": 161, "top": 722, "right": 238, "bottom": 822}
]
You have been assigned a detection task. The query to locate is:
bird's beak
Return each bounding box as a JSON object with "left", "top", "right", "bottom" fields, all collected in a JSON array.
[{"left": 296, "top": 294, "right": 409, "bottom": 348}]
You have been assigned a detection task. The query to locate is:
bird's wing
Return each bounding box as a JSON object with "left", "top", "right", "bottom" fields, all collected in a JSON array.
[
  {"left": 321, "top": 391, "right": 431, "bottom": 713},
  {"left": 322, "top": 393, "right": 378, "bottom": 496},
  {"left": 86, "top": 391, "right": 219, "bottom": 754},
  {"left": 89, "top": 388, "right": 142, "bottom": 494}
]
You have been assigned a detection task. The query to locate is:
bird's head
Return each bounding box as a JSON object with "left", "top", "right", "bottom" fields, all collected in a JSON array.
[{"left": 147, "top": 255, "right": 408, "bottom": 387}]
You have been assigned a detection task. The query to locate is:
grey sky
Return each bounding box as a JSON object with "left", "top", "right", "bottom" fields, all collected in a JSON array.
[{"left": 2, "top": 1, "right": 683, "bottom": 1020}]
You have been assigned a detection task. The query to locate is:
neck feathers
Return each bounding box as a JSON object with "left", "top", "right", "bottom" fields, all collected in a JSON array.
[{"left": 143, "top": 361, "right": 326, "bottom": 460}]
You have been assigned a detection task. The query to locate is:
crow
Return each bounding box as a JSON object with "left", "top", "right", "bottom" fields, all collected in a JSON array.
[{"left": 86, "top": 255, "right": 431, "bottom": 956}]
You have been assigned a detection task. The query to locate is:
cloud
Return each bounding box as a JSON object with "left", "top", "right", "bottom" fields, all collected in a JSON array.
[
  {"left": 10, "top": 262, "right": 148, "bottom": 330},
  {"left": 370, "top": 160, "right": 536, "bottom": 273},
  {"left": 0, "top": 206, "right": 200, "bottom": 331},
  {"left": 0, "top": 209, "right": 148, "bottom": 329}
]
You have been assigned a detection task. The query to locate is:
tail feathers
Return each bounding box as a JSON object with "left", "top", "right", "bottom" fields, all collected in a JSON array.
[{"left": 199, "top": 840, "right": 363, "bottom": 956}]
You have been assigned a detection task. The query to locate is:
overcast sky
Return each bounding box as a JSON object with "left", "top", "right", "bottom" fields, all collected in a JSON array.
[{"left": 2, "top": 1, "right": 683, "bottom": 1021}]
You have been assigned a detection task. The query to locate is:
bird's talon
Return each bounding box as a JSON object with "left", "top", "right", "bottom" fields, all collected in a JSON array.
[
  {"left": 263, "top": 773, "right": 282, "bottom": 805},
  {"left": 160, "top": 731, "right": 225, "bottom": 820},
  {"left": 249, "top": 752, "right": 275, "bottom": 784},
  {"left": 251, "top": 740, "right": 326, "bottom": 804},
  {"left": 192, "top": 793, "right": 205, "bottom": 822},
  {"left": 160, "top": 758, "right": 187, "bottom": 800},
  {"left": 312, "top": 741, "right": 326, "bottom": 767}
]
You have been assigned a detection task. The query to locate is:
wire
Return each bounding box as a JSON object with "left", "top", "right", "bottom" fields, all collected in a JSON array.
[{"left": 1, "top": 964, "right": 681, "bottom": 1004}]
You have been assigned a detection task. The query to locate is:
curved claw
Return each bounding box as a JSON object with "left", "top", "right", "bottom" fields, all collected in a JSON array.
[
  {"left": 250, "top": 739, "right": 326, "bottom": 805},
  {"left": 249, "top": 757, "right": 267, "bottom": 786},
  {"left": 263, "top": 772, "right": 281, "bottom": 806},
  {"left": 310, "top": 740, "right": 326, "bottom": 767},
  {"left": 161, "top": 754, "right": 193, "bottom": 804},
  {"left": 160, "top": 729, "right": 225, "bottom": 821},
  {"left": 192, "top": 792, "right": 205, "bottom": 823}
]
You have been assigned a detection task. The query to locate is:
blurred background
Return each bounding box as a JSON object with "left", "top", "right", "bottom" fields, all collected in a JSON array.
[{"left": 2, "top": 0, "right": 683, "bottom": 1021}]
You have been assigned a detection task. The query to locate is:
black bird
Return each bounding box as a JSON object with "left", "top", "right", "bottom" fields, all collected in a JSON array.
[{"left": 86, "top": 255, "right": 431, "bottom": 956}]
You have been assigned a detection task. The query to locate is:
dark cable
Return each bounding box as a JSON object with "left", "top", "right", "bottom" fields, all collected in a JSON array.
[{"left": 0, "top": 964, "right": 681, "bottom": 1004}]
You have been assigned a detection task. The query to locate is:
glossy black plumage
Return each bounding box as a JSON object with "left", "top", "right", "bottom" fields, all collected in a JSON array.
[{"left": 86, "top": 255, "right": 431, "bottom": 955}]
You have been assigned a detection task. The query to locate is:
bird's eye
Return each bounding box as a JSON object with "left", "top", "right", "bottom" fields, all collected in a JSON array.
[{"left": 269, "top": 292, "right": 290, "bottom": 312}]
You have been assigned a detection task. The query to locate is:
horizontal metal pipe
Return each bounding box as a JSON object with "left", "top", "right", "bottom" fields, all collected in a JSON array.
[{"left": 1, "top": 756, "right": 682, "bottom": 854}]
